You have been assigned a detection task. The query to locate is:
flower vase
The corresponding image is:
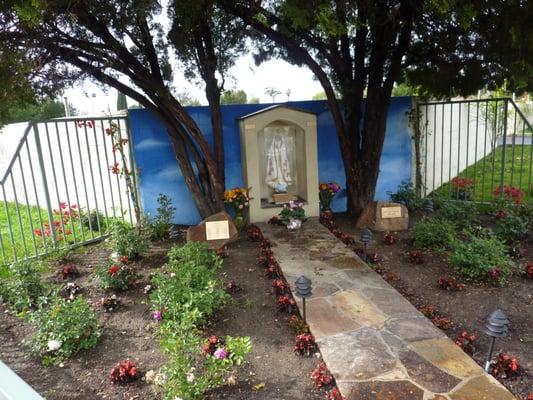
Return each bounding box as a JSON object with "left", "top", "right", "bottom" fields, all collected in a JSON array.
[{"left": 234, "top": 208, "right": 246, "bottom": 230}]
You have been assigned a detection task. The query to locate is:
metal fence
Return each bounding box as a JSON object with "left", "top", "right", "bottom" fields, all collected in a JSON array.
[
  {"left": 0, "top": 115, "right": 139, "bottom": 265},
  {"left": 416, "top": 98, "right": 533, "bottom": 203}
]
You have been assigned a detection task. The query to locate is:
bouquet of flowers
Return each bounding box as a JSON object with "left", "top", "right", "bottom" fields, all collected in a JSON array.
[
  {"left": 319, "top": 182, "right": 341, "bottom": 213},
  {"left": 279, "top": 200, "right": 306, "bottom": 230},
  {"left": 223, "top": 188, "right": 250, "bottom": 225}
]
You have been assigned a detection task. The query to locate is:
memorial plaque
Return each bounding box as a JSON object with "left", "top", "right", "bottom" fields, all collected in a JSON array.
[
  {"left": 205, "top": 221, "right": 230, "bottom": 240},
  {"left": 381, "top": 206, "right": 402, "bottom": 219}
]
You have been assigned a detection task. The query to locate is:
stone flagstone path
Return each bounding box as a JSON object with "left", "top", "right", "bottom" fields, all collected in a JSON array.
[{"left": 259, "top": 219, "right": 516, "bottom": 400}]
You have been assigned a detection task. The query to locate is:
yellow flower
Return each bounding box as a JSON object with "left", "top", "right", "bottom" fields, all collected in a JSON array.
[{"left": 319, "top": 183, "right": 328, "bottom": 191}]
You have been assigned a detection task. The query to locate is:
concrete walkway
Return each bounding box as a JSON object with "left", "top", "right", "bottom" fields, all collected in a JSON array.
[{"left": 259, "top": 219, "right": 516, "bottom": 400}]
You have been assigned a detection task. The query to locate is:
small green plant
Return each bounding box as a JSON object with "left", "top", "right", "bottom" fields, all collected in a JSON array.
[
  {"left": 28, "top": 296, "right": 100, "bottom": 365},
  {"left": 149, "top": 194, "right": 176, "bottom": 240},
  {"left": 97, "top": 262, "right": 136, "bottom": 290},
  {"left": 388, "top": 181, "right": 422, "bottom": 210},
  {"left": 412, "top": 217, "right": 456, "bottom": 250},
  {"left": 0, "top": 259, "right": 49, "bottom": 312},
  {"left": 108, "top": 221, "right": 149, "bottom": 259},
  {"left": 494, "top": 208, "right": 530, "bottom": 242},
  {"left": 449, "top": 233, "right": 514, "bottom": 283},
  {"left": 436, "top": 201, "right": 479, "bottom": 227},
  {"left": 81, "top": 209, "right": 107, "bottom": 232}
]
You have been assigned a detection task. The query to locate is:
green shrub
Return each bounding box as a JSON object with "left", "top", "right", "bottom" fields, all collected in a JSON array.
[
  {"left": 81, "top": 209, "right": 107, "bottom": 232},
  {"left": 28, "top": 296, "right": 100, "bottom": 365},
  {"left": 387, "top": 181, "right": 422, "bottom": 210},
  {"left": 96, "top": 262, "right": 136, "bottom": 291},
  {"left": 412, "top": 217, "right": 456, "bottom": 250},
  {"left": 149, "top": 194, "right": 176, "bottom": 240},
  {"left": 436, "top": 201, "right": 479, "bottom": 227},
  {"left": 0, "top": 260, "right": 49, "bottom": 312},
  {"left": 449, "top": 233, "right": 514, "bottom": 283},
  {"left": 108, "top": 221, "right": 149, "bottom": 259},
  {"left": 494, "top": 212, "right": 530, "bottom": 241}
]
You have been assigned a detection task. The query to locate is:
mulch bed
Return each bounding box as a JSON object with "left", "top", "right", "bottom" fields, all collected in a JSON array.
[
  {"left": 0, "top": 235, "right": 323, "bottom": 399},
  {"left": 335, "top": 212, "right": 532, "bottom": 400}
]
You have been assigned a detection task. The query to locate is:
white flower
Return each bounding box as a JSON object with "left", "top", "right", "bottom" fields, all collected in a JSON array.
[
  {"left": 154, "top": 372, "right": 167, "bottom": 386},
  {"left": 170, "top": 272, "right": 176, "bottom": 278},
  {"left": 110, "top": 252, "right": 120, "bottom": 262},
  {"left": 47, "top": 339, "right": 62, "bottom": 352},
  {"left": 186, "top": 372, "right": 195, "bottom": 383},
  {"left": 144, "top": 369, "right": 156, "bottom": 383}
]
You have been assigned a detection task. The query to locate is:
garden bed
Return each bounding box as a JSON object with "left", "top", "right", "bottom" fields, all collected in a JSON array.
[
  {"left": 335, "top": 211, "right": 532, "bottom": 400},
  {"left": 0, "top": 235, "right": 323, "bottom": 399}
]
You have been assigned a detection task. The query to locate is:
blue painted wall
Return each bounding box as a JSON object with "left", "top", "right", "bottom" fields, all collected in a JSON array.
[{"left": 129, "top": 98, "right": 413, "bottom": 224}]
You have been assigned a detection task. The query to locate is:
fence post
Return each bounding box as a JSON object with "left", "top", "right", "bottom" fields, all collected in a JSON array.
[
  {"left": 499, "top": 99, "right": 508, "bottom": 199},
  {"left": 33, "top": 123, "right": 57, "bottom": 245}
]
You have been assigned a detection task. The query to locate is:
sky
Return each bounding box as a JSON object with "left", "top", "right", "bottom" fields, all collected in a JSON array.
[{"left": 64, "top": 53, "right": 324, "bottom": 116}]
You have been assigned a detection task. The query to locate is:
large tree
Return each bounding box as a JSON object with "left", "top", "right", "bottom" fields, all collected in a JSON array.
[
  {"left": 0, "top": 1, "right": 233, "bottom": 218},
  {"left": 221, "top": 0, "right": 533, "bottom": 217}
]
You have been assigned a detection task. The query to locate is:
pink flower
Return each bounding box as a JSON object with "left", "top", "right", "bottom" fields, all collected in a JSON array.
[
  {"left": 152, "top": 310, "right": 163, "bottom": 321},
  {"left": 213, "top": 347, "right": 227, "bottom": 360},
  {"left": 489, "top": 268, "right": 501, "bottom": 279}
]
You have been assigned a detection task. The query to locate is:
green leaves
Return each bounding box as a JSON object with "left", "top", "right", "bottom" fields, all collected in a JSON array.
[{"left": 412, "top": 216, "right": 456, "bottom": 251}]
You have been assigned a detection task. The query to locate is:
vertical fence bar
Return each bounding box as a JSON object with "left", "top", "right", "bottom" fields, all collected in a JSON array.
[
  {"left": 34, "top": 124, "right": 57, "bottom": 246},
  {"left": 456, "top": 104, "right": 462, "bottom": 199},
  {"left": 2, "top": 185, "right": 17, "bottom": 262},
  {"left": 17, "top": 157, "right": 38, "bottom": 256},
  {"left": 102, "top": 120, "right": 117, "bottom": 221},
  {"left": 83, "top": 122, "right": 102, "bottom": 236},
  {"left": 92, "top": 122, "right": 110, "bottom": 232},
  {"left": 464, "top": 103, "right": 470, "bottom": 200},
  {"left": 528, "top": 121, "right": 533, "bottom": 201},
  {"left": 25, "top": 139, "right": 47, "bottom": 252},
  {"left": 440, "top": 103, "right": 445, "bottom": 194},
  {"left": 448, "top": 103, "right": 453, "bottom": 199},
  {"left": 499, "top": 100, "right": 508, "bottom": 198},
  {"left": 9, "top": 172, "right": 28, "bottom": 257},
  {"left": 74, "top": 122, "right": 95, "bottom": 239},
  {"left": 64, "top": 121, "right": 86, "bottom": 243},
  {"left": 518, "top": 118, "right": 526, "bottom": 191},
  {"left": 117, "top": 118, "right": 133, "bottom": 224},
  {"left": 509, "top": 108, "right": 517, "bottom": 187},
  {"left": 0, "top": 218, "right": 5, "bottom": 262},
  {"left": 481, "top": 101, "right": 489, "bottom": 202},
  {"left": 473, "top": 102, "right": 480, "bottom": 200},
  {"left": 490, "top": 100, "right": 499, "bottom": 197},
  {"left": 424, "top": 104, "right": 428, "bottom": 197}
]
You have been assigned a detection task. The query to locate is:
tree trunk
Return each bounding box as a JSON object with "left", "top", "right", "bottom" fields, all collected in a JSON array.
[{"left": 205, "top": 82, "right": 225, "bottom": 189}]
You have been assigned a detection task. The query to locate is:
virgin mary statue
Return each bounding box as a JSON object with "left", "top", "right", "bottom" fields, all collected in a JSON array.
[{"left": 265, "top": 129, "right": 293, "bottom": 193}]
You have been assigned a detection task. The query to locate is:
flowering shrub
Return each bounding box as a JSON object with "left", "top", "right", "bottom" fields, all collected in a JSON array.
[
  {"left": 148, "top": 193, "right": 176, "bottom": 240},
  {"left": 34, "top": 202, "right": 77, "bottom": 241},
  {"left": 451, "top": 177, "right": 474, "bottom": 200},
  {"left": 338, "top": 232, "right": 356, "bottom": 246},
  {"left": 277, "top": 295, "right": 297, "bottom": 314},
  {"left": 265, "top": 263, "right": 281, "bottom": 279},
  {"left": 419, "top": 304, "right": 437, "bottom": 318},
  {"left": 215, "top": 246, "right": 228, "bottom": 258},
  {"left": 454, "top": 330, "right": 477, "bottom": 355},
  {"left": 224, "top": 280, "right": 242, "bottom": 294},
  {"left": 97, "top": 262, "right": 136, "bottom": 291},
  {"left": 527, "top": 392, "right": 533, "bottom": 400},
  {"left": 110, "top": 360, "right": 138, "bottom": 384},
  {"left": 272, "top": 279, "right": 288, "bottom": 295},
  {"left": 28, "top": 296, "right": 100, "bottom": 365},
  {"left": 311, "top": 362, "right": 334, "bottom": 389},
  {"left": 494, "top": 210, "right": 530, "bottom": 241},
  {"left": 260, "top": 238, "right": 271, "bottom": 249},
  {"left": 526, "top": 264, "right": 533, "bottom": 279},
  {"left": 97, "top": 294, "right": 119, "bottom": 312},
  {"left": 223, "top": 188, "right": 250, "bottom": 212},
  {"left": 383, "top": 233, "right": 397, "bottom": 245},
  {"left": 279, "top": 200, "right": 306, "bottom": 228},
  {"left": 327, "top": 387, "right": 347, "bottom": 400},
  {"left": 0, "top": 259, "right": 48, "bottom": 312},
  {"left": 61, "top": 263, "right": 79, "bottom": 279},
  {"left": 108, "top": 221, "right": 149, "bottom": 259},
  {"left": 294, "top": 333, "right": 318, "bottom": 356},
  {"left": 493, "top": 185, "right": 525, "bottom": 204},
  {"left": 59, "top": 282, "right": 82, "bottom": 302},
  {"left": 247, "top": 225, "right": 263, "bottom": 241},
  {"left": 408, "top": 250, "right": 424, "bottom": 264},
  {"left": 437, "top": 277, "right": 465, "bottom": 291},
  {"left": 319, "top": 182, "right": 341, "bottom": 212},
  {"left": 491, "top": 352, "right": 521, "bottom": 379},
  {"left": 431, "top": 316, "right": 453, "bottom": 330},
  {"left": 288, "top": 315, "right": 309, "bottom": 334}
]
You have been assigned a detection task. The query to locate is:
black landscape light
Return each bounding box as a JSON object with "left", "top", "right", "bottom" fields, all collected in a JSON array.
[
  {"left": 295, "top": 276, "right": 313, "bottom": 323},
  {"left": 423, "top": 198, "right": 434, "bottom": 213},
  {"left": 169, "top": 225, "right": 181, "bottom": 239},
  {"left": 360, "top": 227, "right": 372, "bottom": 262},
  {"left": 484, "top": 309, "right": 509, "bottom": 372}
]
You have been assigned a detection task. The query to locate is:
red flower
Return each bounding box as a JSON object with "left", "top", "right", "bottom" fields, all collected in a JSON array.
[
  {"left": 119, "top": 255, "right": 129, "bottom": 264},
  {"left": 34, "top": 229, "right": 42, "bottom": 237},
  {"left": 110, "top": 162, "right": 120, "bottom": 174},
  {"left": 108, "top": 265, "right": 120, "bottom": 275},
  {"left": 526, "top": 264, "right": 533, "bottom": 279},
  {"left": 105, "top": 127, "right": 112, "bottom": 135},
  {"left": 110, "top": 360, "right": 138, "bottom": 384},
  {"left": 311, "top": 362, "right": 334, "bottom": 389},
  {"left": 326, "top": 387, "right": 347, "bottom": 400}
]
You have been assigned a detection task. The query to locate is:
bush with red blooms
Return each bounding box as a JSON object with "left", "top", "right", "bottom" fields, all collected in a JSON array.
[
  {"left": 225, "top": 280, "right": 242, "bottom": 294},
  {"left": 491, "top": 353, "right": 521, "bottom": 379},
  {"left": 526, "top": 264, "right": 533, "bottom": 279},
  {"left": 353, "top": 247, "right": 380, "bottom": 264},
  {"left": 34, "top": 202, "right": 77, "bottom": 241},
  {"left": 202, "top": 335, "right": 226, "bottom": 356},
  {"left": 277, "top": 295, "right": 297, "bottom": 314},
  {"left": 265, "top": 263, "right": 280, "bottom": 279},
  {"left": 338, "top": 232, "right": 356, "bottom": 246},
  {"left": 119, "top": 255, "right": 129, "bottom": 264},
  {"left": 451, "top": 177, "right": 474, "bottom": 200},
  {"left": 215, "top": 246, "right": 228, "bottom": 258},
  {"left": 311, "top": 362, "right": 334, "bottom": 389},
  {"left": 294, "top": 333, "right": 318, "bottom": 356},
  {"left": 408, "top": 250, "right": 424, "bottom": 264},
  {"left": 382, "top": 271, "right": 399, "bottom": 286},
  {"left": 437, "top": 277, "right": 465, "bottom": 291},
  {"left": 61, "top": 263, "right": 79, "bottom": 279},
  {"left": 272, "top": 279, "right": 288, "bottom": 295},
  {"left": 383, "top": 233, "right": 397, "bottom": 245},
  {"left": 289, "top": 315, "right": 309, "bottom": 334},
  {"left": 327, "top": 387, "right": 347, "bottom": 400},
  {"left": 493, "top": 185, "right": 525, "bottom": 205},
  {"left": 59, "top": 282, "right": 82, "bottom": 301},
  {"left": 526, "top": 392, "right": 533, "bottom": 400},
  {"left": 260, "top": 238, "right": 271, "bottom": 250},
  {"left": 109, "top": 360, "right": 138, "bottom": 384},
  {"left": 454, "top": 330, "right": 477, "bottom": 355},
  {"left": 431, "top": 316, "right": 453, "bottom": 330},
  {"left": 419, "top": 304, "right": 437, "bottom": 318},
  {"left": 247, "top": 225, "right": 263, "bottom": 241}
]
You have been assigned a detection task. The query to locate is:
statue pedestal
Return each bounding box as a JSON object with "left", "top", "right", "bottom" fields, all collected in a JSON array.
[{"left": 272, "top": 193, "right": 297, "bottom": 204}]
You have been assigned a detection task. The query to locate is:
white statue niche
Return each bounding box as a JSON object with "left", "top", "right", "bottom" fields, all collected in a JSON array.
[{"left": 239, "top": 105, "right": 319, "bottom": 223}]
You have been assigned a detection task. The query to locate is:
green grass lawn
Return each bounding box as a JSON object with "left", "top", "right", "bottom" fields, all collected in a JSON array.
[
  {"left": 0, "top": 202, "right": 113, "bottom": 265},
  {"left": 433, "top": 145, "right": 533, "bottom": 203}
]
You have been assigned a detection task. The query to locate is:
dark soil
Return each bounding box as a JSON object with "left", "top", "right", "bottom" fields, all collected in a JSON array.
[
  {"left": 336, "top": 212, "right": 533, "bottom": 400},
  {"left": 0, "top": 235, "right": 324, "bottom": 399}
]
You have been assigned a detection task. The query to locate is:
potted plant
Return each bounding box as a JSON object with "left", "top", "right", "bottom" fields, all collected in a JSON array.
[
  {"left": 319, "top": 182, "right": 341, "bottom": 215},
  {"left": 223, "top": 187, "right": 250, "bottom": 228},
  {"left": 279, "top": 201, "right": 306, "bottom": 230}
]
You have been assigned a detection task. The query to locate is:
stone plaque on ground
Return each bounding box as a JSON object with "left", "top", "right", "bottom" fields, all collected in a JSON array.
[
  {"left": 186, "top": 211, "right": 238, "bottom": 249},
  {"left": 356, "top": 201, "right": 409, "bottom": 231}
]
